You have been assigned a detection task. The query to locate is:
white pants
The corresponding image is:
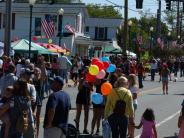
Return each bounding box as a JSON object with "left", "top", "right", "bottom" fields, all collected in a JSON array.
[{"left": 44, "top": 127, "right": 66, "bottom": 138}]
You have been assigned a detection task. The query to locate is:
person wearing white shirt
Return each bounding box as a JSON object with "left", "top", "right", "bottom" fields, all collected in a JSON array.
[
  {"left": 57, "top": 52, "right": 72, "bottom": 84},
  {"left": 150, "top": 59, "right": 157, "bottom": 81}
]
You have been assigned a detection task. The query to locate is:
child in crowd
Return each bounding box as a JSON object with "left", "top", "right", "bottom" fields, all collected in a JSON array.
[
  {"left": 108, "top": 100, "right": 128, "bottom": 138},
  {"left": 0, "top": 86, "right": 14, "bottom": 138},
  {"left": 128, "top": 74, "right": 139, "bottom": 112},
  {"left": 134, "top": 108, "right": 157, "bottom": 138},
  {"left": 178, "top": 100, "right": 184, "bottom": 138},
  {"left": 128, "top": 74, "right": 139, "bottom": 138}
]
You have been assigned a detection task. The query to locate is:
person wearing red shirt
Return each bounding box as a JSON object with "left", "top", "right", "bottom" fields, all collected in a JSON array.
[{"left": 137, "top": 62, "right": 145, "bottom": 88}]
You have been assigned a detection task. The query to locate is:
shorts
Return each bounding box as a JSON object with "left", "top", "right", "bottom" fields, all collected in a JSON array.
[
  {"left": 76, "top": 92, "right": 90, "bottom": 105},
  {"left": 162, "top": 77, "right": 168, "bottom": 83}
]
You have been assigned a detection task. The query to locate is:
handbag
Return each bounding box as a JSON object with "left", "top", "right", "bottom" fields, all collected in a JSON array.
[{"left": 102, "top": 119, "right": 111, "bottom": 138}]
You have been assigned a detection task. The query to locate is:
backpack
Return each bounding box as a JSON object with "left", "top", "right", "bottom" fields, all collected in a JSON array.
[
  {"left": 14, "top": 96, "right": 30, "bottom": 133},
  {"left": 114, "top": 90, "right": 127, "bottom": 115}
]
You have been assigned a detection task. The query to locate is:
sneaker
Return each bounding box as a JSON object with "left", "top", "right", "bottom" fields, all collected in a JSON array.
[
  {"left": 83, "top": 129, "right": 89, "bottom": 134},
  {"left": 95, "top": 130, "right": 100, "bottom": 135}
]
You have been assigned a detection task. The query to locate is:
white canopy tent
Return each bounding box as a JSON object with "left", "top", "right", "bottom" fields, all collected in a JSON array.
[{"left": 0, "top": 42, "right": 14, "bottom": 57}]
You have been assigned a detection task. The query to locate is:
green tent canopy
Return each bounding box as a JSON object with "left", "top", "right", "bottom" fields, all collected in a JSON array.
[
  {"left": 11, "top": 39, "right": 53, "bottom": 54},
  {"left": 104, "top": 41, "right": 122, "bottom": 53}
]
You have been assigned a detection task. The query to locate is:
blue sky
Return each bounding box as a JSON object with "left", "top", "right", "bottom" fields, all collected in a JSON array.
[{"left": 83, "top": 0, "right": 166, "bottom": 19}]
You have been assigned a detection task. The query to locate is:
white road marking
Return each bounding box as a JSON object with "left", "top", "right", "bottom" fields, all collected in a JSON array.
[{"left": 135, "top": 110, "right": 180, "bottom": 138}]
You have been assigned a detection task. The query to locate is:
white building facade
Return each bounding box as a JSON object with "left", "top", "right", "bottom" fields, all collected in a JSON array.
[
  {"left": 0, "top": 2, "right": 122, "bottom": 57},
  {"left": 85, "top": 18, "right": 123, "bottom": 57}
]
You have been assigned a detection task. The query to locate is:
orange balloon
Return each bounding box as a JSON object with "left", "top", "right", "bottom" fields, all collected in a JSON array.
[{"left": 101, "top": 82, "right": 112, "bottom": 95}]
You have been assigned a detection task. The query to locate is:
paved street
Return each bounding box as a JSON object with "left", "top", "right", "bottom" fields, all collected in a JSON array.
[{"left": 39, "top": 74, "right": 184, "bottom": 138}]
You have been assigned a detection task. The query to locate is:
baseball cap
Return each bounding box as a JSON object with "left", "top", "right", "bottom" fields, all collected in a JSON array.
[{"left": 49, "top": 76, "right": 64, "bottom": 86}]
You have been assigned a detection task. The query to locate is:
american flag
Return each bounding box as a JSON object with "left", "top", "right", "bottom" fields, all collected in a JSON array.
[
  {"left": 137, "top": 35, "right": 143, "bottom": 45},
  {"left": 65, "top": 24, "right": 75, "bottom": 34},
  {"left": 157, "top": 37, "right": 164, "bottom": 50},
  {"left": 41, "top": 16, "right": 55, "bottom": 38},
  {"left": 157, "top": 37, "right": 161, "bottom": 44},
  {"left": 172, "top": 41, "right": 177, "bottom": 48}
]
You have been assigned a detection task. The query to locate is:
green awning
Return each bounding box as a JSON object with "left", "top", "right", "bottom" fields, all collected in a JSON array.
[
  {"left": 104, "top": 41, "right": 122, "bottom": 53},
  {"left": 11, "top": 39, "right": 52, "bottom": 54}
]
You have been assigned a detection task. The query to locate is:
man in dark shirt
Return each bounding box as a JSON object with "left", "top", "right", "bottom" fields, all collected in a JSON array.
[{"left": 44, "top": 76, "right": 71, "bottom": 138}]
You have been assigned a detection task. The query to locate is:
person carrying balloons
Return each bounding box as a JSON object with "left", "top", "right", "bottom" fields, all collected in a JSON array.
[
  {"left": 91, "top": 77, "right": 107, "bottom": 135},
  {"left": 74, "top": 67, "right": 93, "bottom": 134},
  {"left": 104, "top": 76, "right": 135, "bottom": 138}
]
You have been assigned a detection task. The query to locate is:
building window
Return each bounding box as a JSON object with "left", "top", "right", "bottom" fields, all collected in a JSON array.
[
  {"left": 35, "top": 18, "right": 41, "bottom": 36},
  {"left": 0, "top": 13, "right": 1, "bottom": 29},
  {"left": 95, "top": 27, "right": 108, "bottom": 40},
  {"left": 12, "top": 13, "right": 15, "bottom": 30},
  {"left": 85, "top": 26, "right": 89, "bottom": 32},
  {"left": 2, "top": 13, "right": 16, "bottom": 30},
  {"left": 3, "top": 14, "right": 5, "bottom": 28}
]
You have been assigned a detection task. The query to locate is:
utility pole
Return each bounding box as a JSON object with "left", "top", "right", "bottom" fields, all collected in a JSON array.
[
  {"left": 4, "top": 0, "right": 12, "bottom": 56},
  {"left": 156, "top": 0, "right": 161, "bottom": 38},
  {"left": 180, "top": 9, "right": 182, "bottom": 43},
  {"left": 123, "top": 0, "right": 128, "bottom": 58},
  {"left": 176, "top": 0, "right": 180, "bottom": 40}
]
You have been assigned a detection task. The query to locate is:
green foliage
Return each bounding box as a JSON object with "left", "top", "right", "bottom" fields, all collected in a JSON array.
[
  {"left": 86, "top": 4, "right": 122, "bottom": 18},
  {"left": 141, "top": 51, "right": 150, "bottom": 61},
  {"left": 152, "top": 46, "right": 184, "bottom": 58},
  {"left": 116, "top": 15, "right": 170, "bottom": 60}
]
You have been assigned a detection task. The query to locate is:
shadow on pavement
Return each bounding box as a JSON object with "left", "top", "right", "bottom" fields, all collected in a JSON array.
[
  {"left": 164, "top": 136, "right": 177, "bottom": 138},
  {"left": 147, "top": 94, "right": 164, "bottom": 95},
  {"left": 173, "top": 93, "right": 184, "bottom": 96}
]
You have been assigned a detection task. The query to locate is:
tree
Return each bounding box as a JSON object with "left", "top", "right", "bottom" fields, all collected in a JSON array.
[
  {"left": 86, "top": 4, "right": 122, "bottom": 18},
  {"left": 116, "top": 15, "right": 170, "bottom": 60}
]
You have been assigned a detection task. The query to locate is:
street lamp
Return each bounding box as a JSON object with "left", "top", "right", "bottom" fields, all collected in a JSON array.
[
  {"left": 128, "top": 20, "right": 133, "bottom": 54},
  {"left": 167, "top": 32, "right": 171, "bottom": 48},
  {"left": 28, "top": 0, "right": 36, "bottom": 59},
  {"left": 168, "top": 32, "right": 171, "bottom": 36},
  {"left": 58, "top": 8, "right": 64, "bottom": 47},
  {"left": 150, "top": 27, "right": 154, "bottom": 53}
]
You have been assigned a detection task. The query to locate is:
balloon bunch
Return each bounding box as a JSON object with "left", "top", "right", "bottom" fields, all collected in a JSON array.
[{"left": 88, "top": 57, "right": 116, "bottom": 105}]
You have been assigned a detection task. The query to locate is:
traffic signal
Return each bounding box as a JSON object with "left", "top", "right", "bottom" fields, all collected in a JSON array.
[
  {"left": 166, "top": 0, "right": 171, "bottom": 10},
  {"left": 136, "top": 0, "right": 143, "bottom": 9},
  {"left": 49, "top": 0, "right": 56, "bottom": 5}
]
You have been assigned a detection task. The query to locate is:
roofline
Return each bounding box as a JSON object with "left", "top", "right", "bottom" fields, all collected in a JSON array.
[
  {"left": 0, "top": 1, "right": 86, "bottom": 6},
  {"left": 87, "top": 17, "right": 123, "bottom": 20}
]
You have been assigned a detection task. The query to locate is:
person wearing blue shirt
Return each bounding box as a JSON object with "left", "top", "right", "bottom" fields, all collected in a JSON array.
[{"left": 44, "top": 76, "right": 71, "bottom": 138}]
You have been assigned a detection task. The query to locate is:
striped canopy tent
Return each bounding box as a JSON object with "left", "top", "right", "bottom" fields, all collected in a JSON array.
[
  {"left": 11, "top": 39, "right": 53, "bottom": 54},
  {"left": 37, "top": 43, "right": 58, "bottom": 53},
  {"left": 37, "top": 43, "right": 67, "bottom": 53}
]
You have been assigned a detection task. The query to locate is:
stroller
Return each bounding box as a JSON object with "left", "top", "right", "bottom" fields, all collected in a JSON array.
[{"left": 66, "top": 124, "right": 78, "bottom": 138}]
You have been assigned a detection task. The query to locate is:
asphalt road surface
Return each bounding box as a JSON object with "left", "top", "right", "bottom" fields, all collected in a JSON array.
[{"left": 39, "top": 74, "right": 184, "bottom": 138}]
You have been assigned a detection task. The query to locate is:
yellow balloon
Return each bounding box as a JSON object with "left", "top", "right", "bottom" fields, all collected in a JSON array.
[
  {"left": 66, "top": 52, "right": 70, "bottom": 55},
  {"left": 48, "top": 39, "right": 52, "bottom": 44},
  {"left": 89, "top": 65, "right": 99, "bottom": 76}
]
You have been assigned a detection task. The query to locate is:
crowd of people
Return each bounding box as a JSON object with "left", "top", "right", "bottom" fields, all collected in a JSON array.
[{"left": 0, "top": 54, "right": 183, "bottom": 138}]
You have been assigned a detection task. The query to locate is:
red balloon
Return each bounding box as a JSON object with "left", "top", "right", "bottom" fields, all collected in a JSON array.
[
  {"left": 32, "top": 36, "right": 37, "bottom": 42},
  {"left": 94, "top": 61, "right": 104, "bottom": 71},
  {"left": 103, "top": 61, "right": 110, "bottom": 69},
  {"left": 91, "top": 58, "right": 99, "bottom": 65},
  {"left": 86, "top": 73, "right": 96, "bottom": 82}
]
